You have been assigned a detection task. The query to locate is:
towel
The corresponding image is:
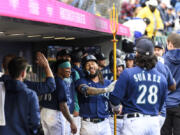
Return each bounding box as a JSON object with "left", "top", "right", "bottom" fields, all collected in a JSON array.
[{"left": 0, "top": 82, "right": 6, "bottom": 126}]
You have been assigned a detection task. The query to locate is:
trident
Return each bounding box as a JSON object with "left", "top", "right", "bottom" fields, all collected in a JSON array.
[{"left": 110, "top": 3, "right": 119, "bottom": 135}]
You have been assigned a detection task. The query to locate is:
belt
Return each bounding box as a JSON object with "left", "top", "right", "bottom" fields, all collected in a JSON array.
[
  {"left": 125, "top": 113, "right": 156, "bottom": 118},
  {"left": 117, "top": 115, "right": 124, "bottom": 119},
  {"left": 111, "top": 115, "right": 124, "bottom": 119},
  {"left": 83, "top": 118, "right": 105, "bottom": 123},
  {"left": 126, "top": 113, "right": 140, "bottom": 118}
]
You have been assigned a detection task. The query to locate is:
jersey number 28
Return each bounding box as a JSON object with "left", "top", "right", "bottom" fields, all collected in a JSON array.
[{"left": 137, "top": 85, "right": 158, "bottom": 104}]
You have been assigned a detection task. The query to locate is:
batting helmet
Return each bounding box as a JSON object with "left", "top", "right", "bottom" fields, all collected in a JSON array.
[
  {"left": 110, "top": 58, "right": 126, "bottom": 69},
  {"left": 125, "top": 53, "right": 135, "bottom": 61},
  {"left": 82, "top": 55, "right": 97, "bottom": 68},
  {"left": 95, "top": 52, "right": 107, "bottom": 60},
  {"left": 109, "top": 49, "right": 123, "bottom": 62}
]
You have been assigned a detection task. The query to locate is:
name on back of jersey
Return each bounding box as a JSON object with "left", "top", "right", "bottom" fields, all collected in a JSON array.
[{"left": 133, "top": 72, "right": 161, "bottom": 83}]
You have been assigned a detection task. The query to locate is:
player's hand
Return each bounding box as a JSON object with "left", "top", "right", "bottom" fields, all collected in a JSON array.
[
  {"left": 113, "top": 105, "right": 123, "bottom": 114},
  {"left": 36, "top": 52, "right": 49, "bottom": 68},
  {"left": 70, "top": 121, "right": 77, "bottom": 134},
  {"left": 104, "top": 80, "right": 117, "bottom": 92}
]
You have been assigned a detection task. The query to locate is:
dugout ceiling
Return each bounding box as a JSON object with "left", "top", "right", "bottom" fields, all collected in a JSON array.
[{"left": 0, "top": 16, "right": 114, "bottom": 43}]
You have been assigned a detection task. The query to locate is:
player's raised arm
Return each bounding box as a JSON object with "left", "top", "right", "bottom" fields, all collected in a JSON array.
[{"left": 77, "top": 80, "right": 116, "bottom": 96}]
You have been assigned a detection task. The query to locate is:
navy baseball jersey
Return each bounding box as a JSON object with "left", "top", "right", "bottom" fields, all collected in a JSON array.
[
  {"left": 40, "top": 76, "right": 67, "bottom": 111},
  {"left": 104, "top": 72, "right": 114, "bottom": 81},
  {"left": 102, "top": 65, "right": 112, "bottom": 79},
  {"left": 155, "top": 61, "right": 175, "bottom": 116},
  {"left": 24, "top": 77, "right": 56, "bottom": 96},
  {"left": 156, "top": 61, "right": 174, "bottom": 87},
  {"left": 76, "top": 78, "right": 111, "bottom": 118},
  {"left": 0, "top": 75, "right": 56, "bottom": 96},
  {"left": 110, "top": 66, "right": 168, "bottom": 116}
]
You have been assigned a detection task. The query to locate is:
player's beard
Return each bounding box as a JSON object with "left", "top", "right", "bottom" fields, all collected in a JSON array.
[{"left": 86, "top": 70, "right": 98, "bottom": 79}]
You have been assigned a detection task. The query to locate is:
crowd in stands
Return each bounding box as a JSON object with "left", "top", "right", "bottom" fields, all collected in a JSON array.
[{"left": 59, "top": 0, "right": 180, "bottom": 40}]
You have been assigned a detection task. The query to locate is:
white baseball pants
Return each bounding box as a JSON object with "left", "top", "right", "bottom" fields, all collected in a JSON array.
[
  {"left": 109, "top": 116, "right": 123, "bottom": 135},
  {"left": 80, "top": 118, "right": 111, "bottom": 135},
  {"left": 40, "top": 108, "right": 65, "bottom": 135},
  {"left": 121, "top": 115, "right": 160, "bottom": 135}
]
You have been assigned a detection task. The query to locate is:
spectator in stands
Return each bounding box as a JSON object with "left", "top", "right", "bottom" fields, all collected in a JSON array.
[
  {"left": 174, "top": 6, "right": 180, "bottom": 33},
  {"left": 0, "top": 57, "right": 40, "bottom": 135},
  {"left": 137, "top": 0, "right": 164, "bottom": 38},
  {"left": 166, "top": 5, "right": 175, "bottom": 34},
  {"left": 60, "top": 0, "right": 74, "bottom": 4},
  {"left": 139, "top": 0, "right": 148, "bottom": 7},
  {"left": 175, "top": 0, "right": 180, "bottom": 13},
  {"left": 120, "top": 1, "right": 135, "bottom": 21},
  {"left": 71, "top": 0, "right": 85, "bottom": 9},
  {"left": 79, "top": 0, "right": 96, "bottom": 14},
  {"left": 158, "top": 0, "right": 172, "bottom": 33}
]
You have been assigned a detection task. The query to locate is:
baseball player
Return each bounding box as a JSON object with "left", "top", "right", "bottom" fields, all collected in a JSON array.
[
  {"left": 124, "top": 53, "right": 135, "bottom": 68},
  {"left": 104, "top": 58, "right": 125, "bottom": 81},
  {"left": 154, "top": 41, "right": 165, "bottom": 64},
  {"left": 110, "top": 37, "right": 168, "bottom": 135},
  {"left": 95, "top": 52, "right": 107, "bottom": 71},
  {"left": 51, "top": 49, "right": 81, "bottom": 135},
  {"left": 161, "top": 33, "right": 180, "bottom": 135},
  {"left": 154, "top": 41, "right": 165, "bottom": 57},
  {"left": 40, "top": 59, "right": 77, "bottom": 135},
  {"left": 108, "top": 58, "right": 125, "bottom": 135},
  {"left": 76, "top": 55, "right": 116, "bottom": 135},
  {"left": 71, "top": 50, "right": 84, "bottom": 78},
  {"left": 102, "top": 49, "right": 124, "bottom": 80}
]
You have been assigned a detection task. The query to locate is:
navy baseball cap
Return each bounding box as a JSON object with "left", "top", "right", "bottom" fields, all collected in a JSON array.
[
  {"left": 154, "top": 41, "right": 164, "bottom": 49},
  {"left": 134, "top": 38, "right": 154, "bottom": 56}
]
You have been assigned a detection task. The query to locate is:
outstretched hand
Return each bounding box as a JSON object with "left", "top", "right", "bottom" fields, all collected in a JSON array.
[{"left": 104, "top": 80, "right": 117, "bottom": 93}]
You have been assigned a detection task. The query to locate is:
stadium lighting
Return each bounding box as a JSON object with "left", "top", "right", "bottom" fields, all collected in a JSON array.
[{"left": 27, "top": 35, "right": 41, "bottom": 38}]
